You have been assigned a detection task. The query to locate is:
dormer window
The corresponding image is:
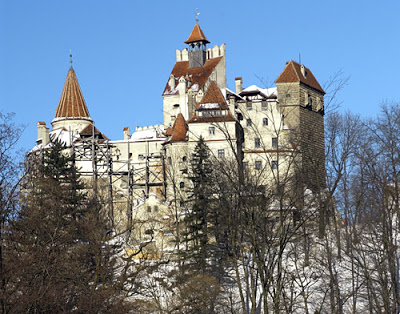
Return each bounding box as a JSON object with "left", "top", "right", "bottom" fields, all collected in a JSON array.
[{"left": 173, "top": 104, "right": 180, "bottom": 108}]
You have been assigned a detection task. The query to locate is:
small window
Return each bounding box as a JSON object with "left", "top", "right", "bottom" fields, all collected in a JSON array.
[
  {"left": 168, "top": 157, "right": 172, "bottom": 165},
  {"left": 180, "top": 182, "right": 185, "bottom": 189},
  {"left": 180, "top": 200, "right": 185, "bottom": 207},
  {"left": 145, "top": 229, "right": 154, "bottom": 235},
  {"left": 173, "top": 103, "right": 180, "bottom": 108},
  {"left": 238, "top": 113, "right": 243, "bottom": 121},
  {"left": 255, "top": 138, "right": 261, "bottom": 148},
  {"left": 182, "top": 156, "right": 187, "bottom": 162},
  {"left": 154, "top": 206, "right": 159, "bottom": 212},
  {"left": 218, "top": 149, "right": 225, "bottom": 158},
  {"left": 255, "top": 161, "right": 262, "bottom": 170},
  {"left": 271, "top": 160, "right": 278, "bottom": 170},
  {"left": 272, "top": 137, "right": 278, "bottom": 149},
  {"left": 261, "top": 101, "right": 267, "bottom": 111},
  {"left": 246, "top": 102, "right": 252, "bottom": 111},
  {"left": 308, "top": 95, "right": 312, "bottom": 107},
  {"left": 147, "top": 206, "right": 151, "bottom": 213},
  {"left": 246, "top": 119, "right": 252, "bottom": 126},
  {"left": 263, "top": 118, "right": 268, "bottom": 126},
  {"left": 209, "top": 126, "right": 215, "bottom": 135},
  {"left": 171, "top": 115, "right": 176, "bottom": 121}
]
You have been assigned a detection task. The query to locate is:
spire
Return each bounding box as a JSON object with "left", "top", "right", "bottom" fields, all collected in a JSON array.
[
  {"left": 184, "top": 24, "right": 210, "bottom": 44},
  {"left": 53, "top": 66, "right": 93, "bottom": 123}
]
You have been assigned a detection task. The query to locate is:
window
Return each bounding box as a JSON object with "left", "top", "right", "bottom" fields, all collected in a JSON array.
[
  {"left": 255, "top": 161, "right": 262, "bottom": 170},
  {"left": 147, "top": 206, "right": 151, "bottom": 213},
  {"left": 182, "top": 156, "right": 187, "bottom": 162},
  {"left": 243, "top": 162, "right": 248, "bottom": 170},
  {"left": 171, "top": 115, "right": 176, "bottom": 121},
  {"left": 180, "top": 200, "right": 185, "bottom": 207},
  {"left": 180, "top": 182, "right": 185, "bottom": 189},
  {"left": 272, "top": 137, "right": 278, "bottom": 149},
  {"left": 173, "top": 103, "right": 180, "bottom": 108},
  {"left": 246, "top": 102, "right": 252, "bottom": 111},
  {"left": 168, "top": 157, "right": 172, "bottom": 165},
  {"left": 271, "top": 160, "right": 278, "bottom": 170},
  {"left": 246, "top": 119, "right": 252, "bottom": 126},
  {"left": 263, "top": 118, "right": 268, "bottom": 126},
  {"left": 218, "top": 149, "right": 225, "bottom": 158},
  {"left": 255, "top": 138, "right": 261, "bottom": 148},
  {"left": 209, "top": 126, "right": 215, "bottom": 135},
  {"left": 154, "top": 206, "right": 159, "bottom": 212},
  {"left": 261, "top": 101, "right": 267, "bottom": 111},
  {"left": 308, "top": 94, "right": 312, "bottom": 107}
]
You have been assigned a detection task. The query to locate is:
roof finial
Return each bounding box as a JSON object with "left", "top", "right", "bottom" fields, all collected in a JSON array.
[
  {"left": 69, "top": 49, "right": 73, "bottom": 67},
  {"left": 195, "top": 8, "right": 200, "bottom": 23}
]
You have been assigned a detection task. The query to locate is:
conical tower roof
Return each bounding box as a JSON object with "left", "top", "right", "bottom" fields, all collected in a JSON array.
[
  {"left": 53, "top": 66, "right": 93, "bottom": 123},
  {"left": 184, "top": 23, "right": 210, "bottom": 44}
]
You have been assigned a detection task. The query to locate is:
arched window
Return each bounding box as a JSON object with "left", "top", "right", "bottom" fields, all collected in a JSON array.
[{"left": 180, "top": 182, "right": 185, "bottom": 189}]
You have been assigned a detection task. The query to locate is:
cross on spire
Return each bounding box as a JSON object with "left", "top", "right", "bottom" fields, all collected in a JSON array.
[
  {"left": 195, "top": 8, "right": 200, "bottom": 23},
  {"left": 69, "top": 49, "right": 73, "bottom": 67}
]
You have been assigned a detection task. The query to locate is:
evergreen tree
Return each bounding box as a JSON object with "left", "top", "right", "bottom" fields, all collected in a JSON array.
[
  {"left": 183, "top": 137, "right": 217, "bottom": 274},
  {"left": 4, "top": 140, "right": 129, "bottom": 313}
]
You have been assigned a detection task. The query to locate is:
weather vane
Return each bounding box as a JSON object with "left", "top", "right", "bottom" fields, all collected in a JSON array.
[
  {"left": 69, "top": 49, "right": 73, "bottom": 66},
  {"left": 195, "top": 8, "right": 200, "bottom": 23}
]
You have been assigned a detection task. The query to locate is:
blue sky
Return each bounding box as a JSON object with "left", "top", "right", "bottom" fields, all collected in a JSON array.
[{"left": 2, "top": 0, "right": 400, "bottom": 152}]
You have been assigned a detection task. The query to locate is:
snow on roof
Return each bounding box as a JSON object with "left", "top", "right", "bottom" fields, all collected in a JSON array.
[
  {"left": 30, "top": 128, "right": 79, "bottom": 153},
  {"left": 113, "top": 125, "right": 166, "bottom": 143},
  {"left": 241, "top": 85, "right": 277, "bottom": 98},
  {"left": 225, "top": 87, "right": 244, "bottom": 100},
  {"left": 198, "top": 103, "right": 221, "bottom": 110}
]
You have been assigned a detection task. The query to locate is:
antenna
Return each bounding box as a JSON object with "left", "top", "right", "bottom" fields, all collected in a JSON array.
[
  {"left": 195, "top": 8, "right": 200, "bottom": 23},
  {"left": 69, "top": 49, "right": 73, "bottom": 67},
  {"left": 299, "top": 53, "right": 301, "bottom": 65}
]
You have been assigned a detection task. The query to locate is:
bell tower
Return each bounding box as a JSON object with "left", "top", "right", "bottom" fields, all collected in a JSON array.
[{"left": 184, "top": 23, "right": 210, "bottom": 69}]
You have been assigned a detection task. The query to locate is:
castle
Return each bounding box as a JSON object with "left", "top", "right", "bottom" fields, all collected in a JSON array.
[{"left": 33, "top": 23, "right": 326, "bottom": 247}]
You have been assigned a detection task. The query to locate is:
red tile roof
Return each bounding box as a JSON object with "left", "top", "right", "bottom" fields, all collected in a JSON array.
[
  {"left": 169, "top": 113, "right": 188, "bottom": 142},
  {"left": 275, "top": 60, "right": 325, "bottom": 94},
  {"left": 197, "top": 81, "right": 229, "bottom": 110},
  {"left": 187, "top": 114, "right": 236, "bottom": 124},
  {"left": 188, "top": 81, "right": 236, "bottom": 124},
  {"left": 54, "top": 66, "right": 93, "bottom": 121},
  {"left": 162, "top": 57, "right": 223, "bottom": 96},
  {"left": 184, "top": 24, "right": 210, "bottom": 44},
  {"left": 79, "top": 124, "right": 108, "bottom": 141}
]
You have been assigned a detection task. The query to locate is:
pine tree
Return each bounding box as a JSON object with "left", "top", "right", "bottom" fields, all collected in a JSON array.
[
  {"left": 182, "top": 136, "right": 217, "bottom": 274},
  {"left": 4, "top": 140, "right": 129, "bottom": 312}
]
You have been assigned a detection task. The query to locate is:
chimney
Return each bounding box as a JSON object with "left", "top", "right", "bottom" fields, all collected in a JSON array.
[
  {"left": 123, "top": 127, "right": 130, "bottom": 140},
  {"left": 169, "top": 74, "right": 175, "bottom": 90},
  {"left": 235, "top": 77, "right": 243, "bottom": 94},
  {"left": 37, "top": 121, "right": 49, "bottom": 146}
]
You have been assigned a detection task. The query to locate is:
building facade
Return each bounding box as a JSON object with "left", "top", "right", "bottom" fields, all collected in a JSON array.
[{"left": 32, "top": 23, "right": 326, "bottom": 245}]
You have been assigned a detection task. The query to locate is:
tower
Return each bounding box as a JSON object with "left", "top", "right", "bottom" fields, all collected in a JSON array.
[
  {"left": 275, "top": 60, "right": 326, "bottom": 191},
  {"left": 185, "top": 23, "right": 210, "bottom": 69},
  {"left": 162, "top": 23, "right": 226, "bottom": 127}
]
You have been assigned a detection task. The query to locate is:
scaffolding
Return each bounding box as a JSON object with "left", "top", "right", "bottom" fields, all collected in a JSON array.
[{"left": 71, "top": 129, "right": 167, "bottom": 228}]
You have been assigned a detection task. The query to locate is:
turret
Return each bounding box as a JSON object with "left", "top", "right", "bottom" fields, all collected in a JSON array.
[{"left": 184, "top": 23, "right": 210, "bottom": 69}]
